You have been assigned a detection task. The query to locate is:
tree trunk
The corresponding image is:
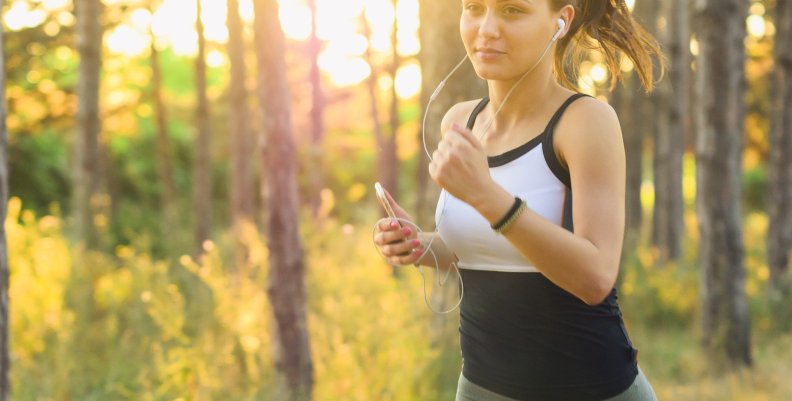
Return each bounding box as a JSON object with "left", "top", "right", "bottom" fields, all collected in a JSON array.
[
  {"left": 693, "top": 0, "right": 752, "bottom": 368},
  {"left": 253, "top": 0, "right": 313, "bottom": 399},
  {"left": 73, "top": 0, "right": 103, "bottom": 247},
  {"left": 359, "top": 12, "right": 394, "bottom": 210},
  {"left": 227, "top": 0, "right": 254, "bottom": 269},
  {"left": 653, "top": 0, "right": 688, "bottom": 262},
  {"left": 194, "top": 0, "right": 212, "bottom": 256},
  {"left": 768, "top": 0, "right": 792, "bottom": 309},
  {"left": 149, "top": 10, "right": 177, "bottom": 249},
  {"left": 385, "top": 0, "right": 401, "bottom": 205},
  {"left": 0, "top": 2, "right": 11, "bottom": 395},
  {"left": 634, "top": 0, "right": 660, "bottom": 253},
  {"left": 612, "top": 70, "right": 642, "bottom": 258},
  {"left": 417, "top": 0, "right": 486, "bottom": 228},
  {"left": 306, "top": 0, "right": 325, "bottom": 218}
]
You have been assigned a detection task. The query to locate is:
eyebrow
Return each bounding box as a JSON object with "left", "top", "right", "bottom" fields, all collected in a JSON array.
[{"left": 497, "top": 0, "right": 534, "bottom": 6}]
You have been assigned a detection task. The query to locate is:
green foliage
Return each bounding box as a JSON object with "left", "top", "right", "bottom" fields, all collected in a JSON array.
[
  {"left": 8, "top": 198, "right": 454, "bottom": 400},
  {"left": 10, "top": 192, "right": 792, "bottom": 400},
  {"left": 8, "top": 130, "right": 71, "bottom": 213},
  {"left": 742, "top": 165, "right": 768, "bottom": 212}
]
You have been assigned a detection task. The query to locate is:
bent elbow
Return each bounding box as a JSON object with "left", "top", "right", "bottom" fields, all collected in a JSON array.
[
  {"left": 582, "top": 289, "right": 611, "bottom": 306},
  {"left": 581, "top": 277, "right": 616, "bottom": 306}
]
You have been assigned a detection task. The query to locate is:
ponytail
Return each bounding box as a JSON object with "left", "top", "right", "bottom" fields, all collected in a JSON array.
[{"left": 551, "top": 0, "right": 665, "bottom": 92}]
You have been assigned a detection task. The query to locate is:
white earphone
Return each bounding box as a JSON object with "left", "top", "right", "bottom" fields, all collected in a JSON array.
[{"left": 553, "top": 18, "right": 567, "bottom": 42}]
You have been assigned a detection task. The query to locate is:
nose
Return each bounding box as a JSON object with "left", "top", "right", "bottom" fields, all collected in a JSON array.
[{"left": 477, "top": 11, "right": 500, "bottom": 40}]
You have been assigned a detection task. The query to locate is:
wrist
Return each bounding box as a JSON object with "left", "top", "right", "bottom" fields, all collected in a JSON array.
[
  {"left": 467, "top": 179, "right": 497, "bottom": 209},
  {"left": 470, "top": 184, "right": 514, "bottom": 224}
]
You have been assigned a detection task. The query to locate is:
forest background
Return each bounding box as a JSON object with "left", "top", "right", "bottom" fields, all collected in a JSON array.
[{"left": 1, "top": 0, "right": 791, "bottom": 400}]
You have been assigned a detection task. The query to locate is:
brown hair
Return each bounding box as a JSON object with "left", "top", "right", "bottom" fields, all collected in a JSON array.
[{"left": 550, "top": 0, "right": 665, "bottom": 92}]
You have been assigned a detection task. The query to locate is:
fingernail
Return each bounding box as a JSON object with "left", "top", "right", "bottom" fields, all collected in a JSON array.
[
  {"left": 390, "top": 221, "right": 398, "bottom": 228},
  {"left": 403, "top": 227, "right": 412, "bottom": 236},
  {"left": 412, "top": 239, "right": 421, "bottom": 247},
  {"left": 415, "top": 249, "right": 423, "bottom": 256}
]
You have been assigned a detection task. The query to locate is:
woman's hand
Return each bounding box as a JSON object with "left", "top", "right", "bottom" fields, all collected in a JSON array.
[
  {"left": 372, "top": 187, "right": 424, "bottom": 266},
  {"left": 429, "top": 123, "right": 494, "bottom": 207}
]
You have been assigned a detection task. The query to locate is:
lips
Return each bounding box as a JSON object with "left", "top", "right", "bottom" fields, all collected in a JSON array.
[
  {"left": 474, "top": 47, "right": 506, "bottom": 61},
  {"left": 475, "top": 47, "right": 505, "bottom": 54}
]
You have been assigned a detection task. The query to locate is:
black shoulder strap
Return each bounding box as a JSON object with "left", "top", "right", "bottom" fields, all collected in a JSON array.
[
  {"left": 543, "top": 93, "right": 590, "bottom": 134},
  {"left": 542, "top": 93, "right": 590, "bottom": 188},
  {"left": 466, "top": 97, "right": 490, "bottom": 129}
]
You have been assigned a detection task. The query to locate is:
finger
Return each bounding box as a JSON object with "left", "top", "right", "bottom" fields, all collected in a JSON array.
[
  {"left": 376, "top": 226, "right": 416, "bottom": 246},
  {"left": 451, "top": 122, "right": 482, "bottom": 150},
  {"left": 428, "top": 159, "right": 440, "bottom": 183},
  {"left": 432, "top": 148, "right": 445, "bottom": 163},
  {"left": 376, "top": 218, "right": 401, "bottom": 232},
  {"left": 382, "top": 239, "right": 417, "bottom": 257},
  {"left": 437, "top": 139, "right": 450, "bottom": 153},
  {"left": 390, "top": 248, "right": 425, "bottom": 266}
]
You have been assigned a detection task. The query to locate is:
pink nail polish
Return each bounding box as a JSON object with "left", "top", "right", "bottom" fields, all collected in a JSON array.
[
  {"left": 412, "top": 239, "right": 421, "bottom": 247},
  {"left": 403, "top": 228, "right": 412, "bottom": 236}
]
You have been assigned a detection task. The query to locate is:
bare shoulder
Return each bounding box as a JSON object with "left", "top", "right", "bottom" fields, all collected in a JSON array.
[
  {"left": 553, "top": 95, "right": 623, "bottom": 169},
  {"left": 439, "top": 98, "right": 486, "bottom": 136}
]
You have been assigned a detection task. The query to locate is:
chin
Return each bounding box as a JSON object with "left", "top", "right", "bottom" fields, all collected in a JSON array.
[{"left": 471, "top": 66, "right": 510, "bottom": 81}]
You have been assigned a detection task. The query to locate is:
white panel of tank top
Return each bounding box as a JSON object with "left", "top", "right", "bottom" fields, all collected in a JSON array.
[{"left": 436, "top": 143, "right": 566, "bottom": 273}]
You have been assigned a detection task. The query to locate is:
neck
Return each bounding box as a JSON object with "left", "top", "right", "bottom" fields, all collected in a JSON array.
[{"left": 483, "top": 63, "right": 565, "bottom": 137}]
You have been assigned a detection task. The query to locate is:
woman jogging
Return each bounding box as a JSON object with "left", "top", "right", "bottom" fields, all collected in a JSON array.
[{"left": 373, "top": 1, "right": 663, "bottom": 399}]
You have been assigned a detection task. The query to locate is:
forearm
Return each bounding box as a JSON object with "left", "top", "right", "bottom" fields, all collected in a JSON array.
[
  {"left": 471, "top": 185, "right": 617, "bottom": 305},
  {"left": 415, "top": 232, "right": 458, "bottom": 272}
]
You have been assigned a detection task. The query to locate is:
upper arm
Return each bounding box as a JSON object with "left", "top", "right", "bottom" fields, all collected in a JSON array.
[{"left": 555, "top": 98, "right": 626, "bottom": 283}]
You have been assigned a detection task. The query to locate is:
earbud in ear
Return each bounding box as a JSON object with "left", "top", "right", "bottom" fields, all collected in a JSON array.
[{"left": 552, "top": 18, "right": 566, "bottom": 42}]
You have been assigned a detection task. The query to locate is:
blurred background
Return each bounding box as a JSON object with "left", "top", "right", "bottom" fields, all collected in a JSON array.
[{"left": 1, "top": 0, "right": 791, "bottom": 399}]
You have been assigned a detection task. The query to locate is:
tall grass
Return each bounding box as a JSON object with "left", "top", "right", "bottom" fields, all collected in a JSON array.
[{"left": 7, "top": 195, "right": 790, "bottom": 400}]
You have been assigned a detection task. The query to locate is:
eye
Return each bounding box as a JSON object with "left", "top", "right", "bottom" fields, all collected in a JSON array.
[
  {"left": 503, "top": 6, "right": 524, "bottom": 15},
  {"left": 463, "top": 2, "right": 483, "bottom": 13}
]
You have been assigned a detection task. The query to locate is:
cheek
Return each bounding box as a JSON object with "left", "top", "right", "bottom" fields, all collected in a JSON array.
[{"left": 459, "top": 17, "right": 477, "bottom": 47}]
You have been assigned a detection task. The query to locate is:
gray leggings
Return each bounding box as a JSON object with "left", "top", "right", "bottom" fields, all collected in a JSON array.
[{"left": 455, "top": 367, "right": 657, "bottom": 401}]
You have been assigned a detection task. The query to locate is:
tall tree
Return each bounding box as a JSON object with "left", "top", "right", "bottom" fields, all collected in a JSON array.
[
  {"left": 194, "top": 0, "right": 212, "bottom": 256},
  {"left": 306, "top": 0, "right": 325, "bottom": 218},
  {"left": 149, "top": 1, "right": 177, "bottom": 248},
  {"left": 360, "top": 10, "right": 398, "bottom": 208},
  {"left": 73, "top": 0, "right": 103, "bottom": 247},
  {"left": 693, "top": 0, "right": 752, "bottom": 367},
  {"left": 611, "top": 72, "right": 642, "bottom": 263},
  {"left": 624, "top": 0, "right": 657, "bottom": 244},
  {"left": 227, "top": 0, "right": 254, "bottom": 267},
  {"left": 416, "top": 0, "right": 486, "bottom": 226},
  {"left": 385, "top": 0, "right": 401, "bottom": 203},
  {"left": 768, "top": 0, "right": 792, "bottom": 306},
  {"left": 0, "top": 2, "right": 11, "bottom": 396},
  {"left": 653, "top": 0, "right": 688, "bottom": 261},
  {"left": 253, "top": 0, "right": 313, "bottom": 399}
]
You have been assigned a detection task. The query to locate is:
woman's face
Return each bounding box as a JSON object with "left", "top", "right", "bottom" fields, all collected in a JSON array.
[{"left": 460, "top": 0, "right": 560, "bottom": 81}]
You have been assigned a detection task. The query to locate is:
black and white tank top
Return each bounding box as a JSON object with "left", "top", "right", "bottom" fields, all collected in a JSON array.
[{"left": 436, "top": 94, "right": 639, "bottom": 401}]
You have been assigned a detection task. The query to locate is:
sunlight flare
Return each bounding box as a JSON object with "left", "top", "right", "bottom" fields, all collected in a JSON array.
[{"left": 395, "top": 62, "right": 422, "bottom": 99}]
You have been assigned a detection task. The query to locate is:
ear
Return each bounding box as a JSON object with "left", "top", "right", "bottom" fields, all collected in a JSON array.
[{"left": 557, "top": 5, "right": 575, "bottom": 39}]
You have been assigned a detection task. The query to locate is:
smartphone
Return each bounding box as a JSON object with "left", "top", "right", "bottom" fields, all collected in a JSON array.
[
  {"left": 375, "top": 182, "right": 409, "bottom": 256},
  {"left": 374, "top": 182, "right": 401, "bottom": 227}
]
